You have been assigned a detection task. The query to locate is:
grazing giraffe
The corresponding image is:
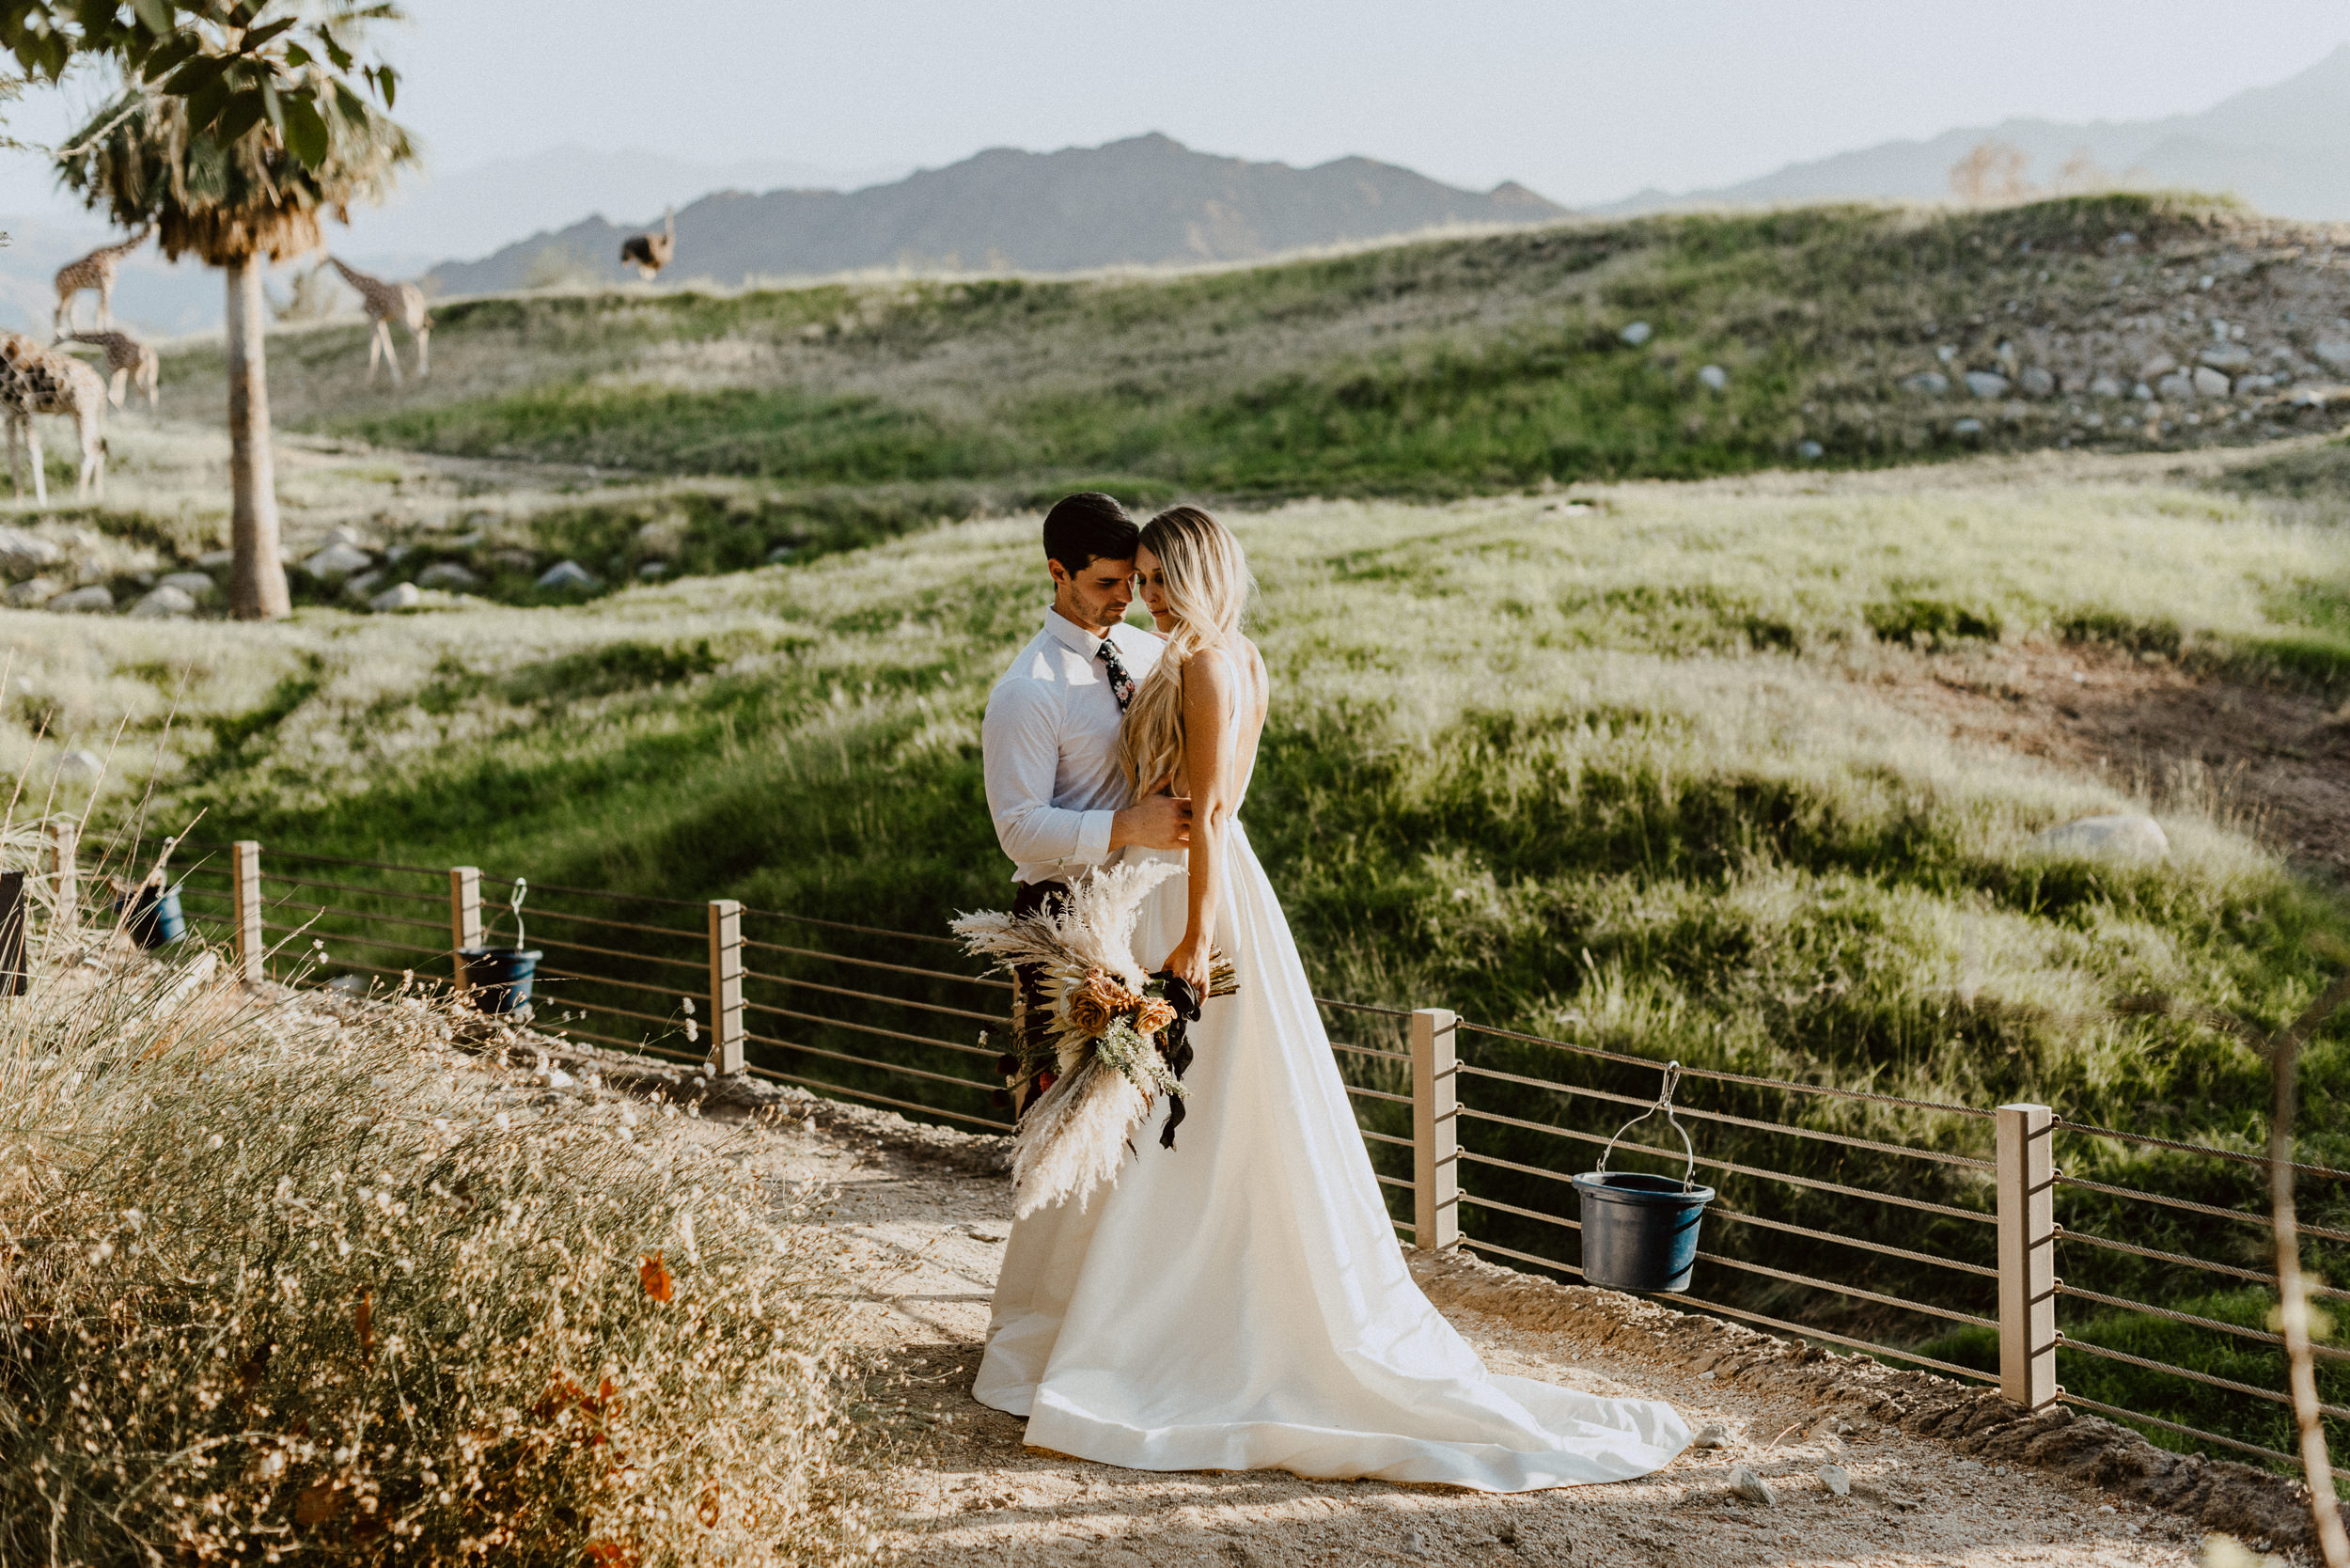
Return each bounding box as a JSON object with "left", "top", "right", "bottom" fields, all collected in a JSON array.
[
  {"left": 52, "top": 227, "right": 150, "bottom": 335},
  {"left": 324, "top": 255, "right": 431, "bottom": 384},
  {"left": 60, "top": 329, "right": 159, "bottom": 413},
  {"left": 619, "top": 208, "right": 675, "bottom": 279},
  {"left": 0, "top": 331, "right": 107, "bottom": 507}
]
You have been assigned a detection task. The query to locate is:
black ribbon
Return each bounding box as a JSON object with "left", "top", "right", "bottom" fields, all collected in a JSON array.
[{"left": 1152, "top": 972, "right": 1201, "bottom": 1150}]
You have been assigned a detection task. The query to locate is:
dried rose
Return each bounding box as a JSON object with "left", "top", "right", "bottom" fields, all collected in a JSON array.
[{"left": 1135, "top": 997, "right": 1177, "bottom": 1036}]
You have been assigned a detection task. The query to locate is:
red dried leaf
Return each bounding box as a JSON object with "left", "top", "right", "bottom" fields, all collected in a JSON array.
[
  {"left": 294, "top": 1482, "right": 343, "bottom": 1528},
  {"left": 583, "top": 1542, "right": 636, "bottom": 1568},
  {"left": 638, "top": 1252, "right": 674, "bottom": 1304},
  {"left": 697, "top": 1482, "right": 721, "bottom": 1528},
  {"left": 534, "top": 1376, "right": 587, "bottom": 1422},
  {"left": 354, "top": 1289, "right": 374, "bottom": 1360}
]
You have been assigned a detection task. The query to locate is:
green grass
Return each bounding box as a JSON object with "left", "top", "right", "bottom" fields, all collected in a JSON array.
[
  {"left": 13, "top": 454, "right": 2350, "bottom": 1471},
  {"left": 159, "top": 193, "right": 2327, "bottom": 505}
]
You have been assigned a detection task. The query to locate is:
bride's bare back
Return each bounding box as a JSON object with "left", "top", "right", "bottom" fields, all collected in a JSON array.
[{"left": 1166, "top": 636, "right": 1268, "bottom": 811}]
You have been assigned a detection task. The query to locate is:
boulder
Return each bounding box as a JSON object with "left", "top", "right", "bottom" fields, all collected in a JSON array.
[
  {"left": 2156, "top": 372, "right": 2197, "bottom": 401},
  {"left": 767, "top": 544, "right": 799, "bottom": 563},
  {"left": 537, "top": 559, "right": 601, "bottom": 591},
  {"left": 126, "top": 584, "right": 197, "bottom": 619},
  {"left": 48, "top": 585, "right": 113, "bottom": 613},
  {"left": 1817, "top": 1464, "right": 1851, "bottom": 1497},
  {"left": 1952, "top": 417, "right": 1983, "bottom": 436},
  {"left": 2193, "top": 366, "right": 2232, "bottom": 397},
  {"left": 2018, "top": 367, "right": 2055, "bottom": 397},
  {"left": 1697, "top": 364, "right": 1728, "bottom": 391},
  {"left": 2139, "top": 353, "right": 2177, "bottom": 379},
  {"left": 2089, "top": 372, "right": 2123, "bottom": 398},
  {"left": 303, "top": 541, "right": 373, "bottom": 578},
  {"left": 1619, "top": 321, "right": 1653, "bottom": 346},
  {"left": 1964, "top": 370, "right": 2010, "bottom": 398},
  {"left": 490, "top": 547, "right": 537, "bottom": 572},
  {"left": 158, "top": 572, "right": 215, "bottom": 597},
  {"left": 1795, "top": 440, "right": 1824, "bottom": 461},
  {"left": 4, "top": 576, "right": 59, "bottom": 607},
  {"left": 416, "top": 561, "right": 480, "bottom": 591},
  {"left": 369, "top": 581, "right": 423, "bottom": 612},
  {"left": 2200, "top": 344, "right": 2253, "bottom": 371},
  {"left": 196, "top": 548, "right": 236, "bottom": 569},
  {"left": 343, "top": 570, "right": 384, "bottom": 600},
  {"left": 636, "top": 560, "right": 670, "bottom": 579},
  {"left": 1728, "top": 1466, "right": 1778, "bottom": 1506},
  {"left": 2312, "top": 338, "right": 2350, "bottom": 369},
  {"left": 2029, "top": 813, "right": 2170, "bottom": 862},
  {"left": 1901, "top": 371, "right": 1950, "bottom": 396},
  {"left": 0, "top": 526, "right": 63, "bottom": 575}
]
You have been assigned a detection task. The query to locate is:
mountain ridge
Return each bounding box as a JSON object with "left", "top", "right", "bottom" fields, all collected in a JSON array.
[
  {"left": 1598, "top": 41, "right": 2350, "bottom": 220},
  {"left": 423, "top": 133, "right": 1566, "bottom": 293}
]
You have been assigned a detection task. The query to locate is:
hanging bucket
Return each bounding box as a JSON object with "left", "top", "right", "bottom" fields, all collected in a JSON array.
[
  {"left": 1573, "top": 1061, "right": 1716, "bottom": 1293},
  {"left": 117, "top": 884, "right": 186, "bottom": 949},
  {"left": 459, "top": 947, "right": 541, "bottom": 1014}
]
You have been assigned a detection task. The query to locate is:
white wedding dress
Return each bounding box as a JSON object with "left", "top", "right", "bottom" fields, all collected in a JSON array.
[{"left": 973, "top": 739, "right": 1692, "bottom": 1487}]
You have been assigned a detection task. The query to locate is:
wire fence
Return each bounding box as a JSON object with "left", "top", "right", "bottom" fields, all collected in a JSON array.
[{"left": 147, "top": 838, "right": 2350, "bottom": 1484}]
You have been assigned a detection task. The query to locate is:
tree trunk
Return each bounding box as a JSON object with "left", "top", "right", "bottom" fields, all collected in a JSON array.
[{"left": 226, "top": 256, "right": 290, "bottom": 620}]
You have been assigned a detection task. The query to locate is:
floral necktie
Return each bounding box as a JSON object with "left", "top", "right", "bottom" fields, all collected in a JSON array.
[{"left": 1097, "top": 638, "right": 1136, "bottom": 711}]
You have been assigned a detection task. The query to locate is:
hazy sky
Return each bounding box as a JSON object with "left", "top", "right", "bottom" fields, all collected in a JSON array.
[
  {"left": 384, "top": 0, "right": 2348, "bottom": 200},
  {"left": 3, "top": 0, "right": 2347, "bottom": 212}
]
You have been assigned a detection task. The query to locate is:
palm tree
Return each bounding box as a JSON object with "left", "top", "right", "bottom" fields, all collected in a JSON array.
[{"left": 55, "top": 85, "right": 415, "bottom": 619}]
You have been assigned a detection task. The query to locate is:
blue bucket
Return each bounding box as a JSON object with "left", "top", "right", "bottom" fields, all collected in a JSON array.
[
  {"left": 117, "top": 884, "right": 186, "bottom": 948},
  {"left": 1573, "top": 1169, "right": 1716, "bottom": 1293},
  {"left": 459, "top": 947, "right": 541, "bottom": 1014}
]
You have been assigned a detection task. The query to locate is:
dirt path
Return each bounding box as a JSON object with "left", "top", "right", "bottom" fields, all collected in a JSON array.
[
  {"left": 712, "top": 1102, "right": 2245, "bottom": 1568},
  {"left": 1859, "top": 637, "right": 2350, "bottom": 878}
]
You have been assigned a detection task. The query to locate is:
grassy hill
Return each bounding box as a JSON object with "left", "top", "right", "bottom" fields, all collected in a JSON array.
[
  {"left": 16, "top": 458, "right": 2350, "bottom": 1458},
  {"left": 153, "top": 195, "right": 2350, "bottom": 542},
  {"left": 19, "top": 194, "right": 2350, "bottom": 1470}
]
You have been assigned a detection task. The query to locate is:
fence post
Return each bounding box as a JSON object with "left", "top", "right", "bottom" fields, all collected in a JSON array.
[
  {"left": 45, "top": 820, "right": 77, "bottom": 936},
  {"left": 231, "top": 840, "right": 263, "bottom": 983},
  {"left": 450, "top": 867, "right": 481, "bottom": 994},
  {"left": 1410, "top": 1007, "right": 1460, "bottom": 1250},
  {"left": 708, "top": 898, "right": 744, "bottom": 1074},
  {"left": 0, "top": 871, "right": 24, "bottom": 996},
  {"left": 1997, "top": 1102, "right": 2058, "bottom": 1408}
]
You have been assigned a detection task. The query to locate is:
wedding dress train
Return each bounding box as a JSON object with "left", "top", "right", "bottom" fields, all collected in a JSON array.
[{"left": 971, "top": 820, "right": 1691, "bottom": 1490}]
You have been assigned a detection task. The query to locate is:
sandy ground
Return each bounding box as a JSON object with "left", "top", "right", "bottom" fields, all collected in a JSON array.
[{"left": 721, "top": 1109, "right": 2216, "bottom": 1568}]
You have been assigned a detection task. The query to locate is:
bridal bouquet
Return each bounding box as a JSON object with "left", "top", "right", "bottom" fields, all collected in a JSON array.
[{"left": 953, "top": 860, "right": 1237, "bottom": 1216}]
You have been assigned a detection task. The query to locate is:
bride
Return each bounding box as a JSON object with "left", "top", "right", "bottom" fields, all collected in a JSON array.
[{"left": 973, "top": 506, "right": 1691, "bottom": 1489}]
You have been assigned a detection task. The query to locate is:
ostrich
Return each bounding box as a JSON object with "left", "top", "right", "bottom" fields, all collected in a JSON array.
[{"left": 619, "top": 208, "right": 676, "bottom": 280}]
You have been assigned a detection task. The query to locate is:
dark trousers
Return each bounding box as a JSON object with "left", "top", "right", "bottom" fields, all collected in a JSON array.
[{"left": 1011, "top": 880, "right": 1069, "bottom": 1062}]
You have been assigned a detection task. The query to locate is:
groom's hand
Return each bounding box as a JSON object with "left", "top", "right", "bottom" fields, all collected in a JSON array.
[{"left": 1111, "top": 793, "right": 1192, "bottom": 852}]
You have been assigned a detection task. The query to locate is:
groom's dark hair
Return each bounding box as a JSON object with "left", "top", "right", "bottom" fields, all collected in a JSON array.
[{"left": 1042, "top": 493, "right": 1138, "bottom": 574}]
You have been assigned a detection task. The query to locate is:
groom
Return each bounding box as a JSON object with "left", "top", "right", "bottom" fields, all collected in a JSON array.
[{"left": 981, "top": 493, "right": 1189, "bottom": 1057}]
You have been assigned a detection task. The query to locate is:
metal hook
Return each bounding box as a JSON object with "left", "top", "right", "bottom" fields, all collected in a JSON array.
[{"left": 1594, "top": 1058, "right": 1698, "bottom": 1192}]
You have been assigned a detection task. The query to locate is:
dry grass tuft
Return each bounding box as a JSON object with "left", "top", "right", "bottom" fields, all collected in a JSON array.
[{"left": 0, "top": 896, "right": 888, "bottom": 1564}]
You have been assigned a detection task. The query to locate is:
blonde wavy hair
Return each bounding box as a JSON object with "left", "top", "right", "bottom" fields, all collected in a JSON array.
[{"left": 1119, "top": 506, "right": 1256, "bottom": 799}]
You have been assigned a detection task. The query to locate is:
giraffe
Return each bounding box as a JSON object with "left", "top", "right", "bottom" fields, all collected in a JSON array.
[
  {"left": 619, "top": 208, "right": 676, "bottom": 279},
  {"left": 52, "top": 227, "right": 150, "bottom": 335},
  {"left": 0, "top": 332, "right": 107, "bottom": 507},
  {"left": 59, "top": 329, "right": 159, "bottom": 413},
  {"left": 324, "top": 255, "right": 431, "bottom": 384}
]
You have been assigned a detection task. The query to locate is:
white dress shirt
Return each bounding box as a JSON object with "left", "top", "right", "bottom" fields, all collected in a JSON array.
[{"left": 982, "top": 607, "right": 1166, "bottom": 886}]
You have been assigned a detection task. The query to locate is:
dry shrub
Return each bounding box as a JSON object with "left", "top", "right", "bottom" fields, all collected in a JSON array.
[{"left": 0, "top": 943, "right": 885, "bottom": 1566}]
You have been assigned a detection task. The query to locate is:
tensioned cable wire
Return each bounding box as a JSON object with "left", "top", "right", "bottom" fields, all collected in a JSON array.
[{"left": 1458, "top": 1019, "right": 1994, "bottom": 1119}]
